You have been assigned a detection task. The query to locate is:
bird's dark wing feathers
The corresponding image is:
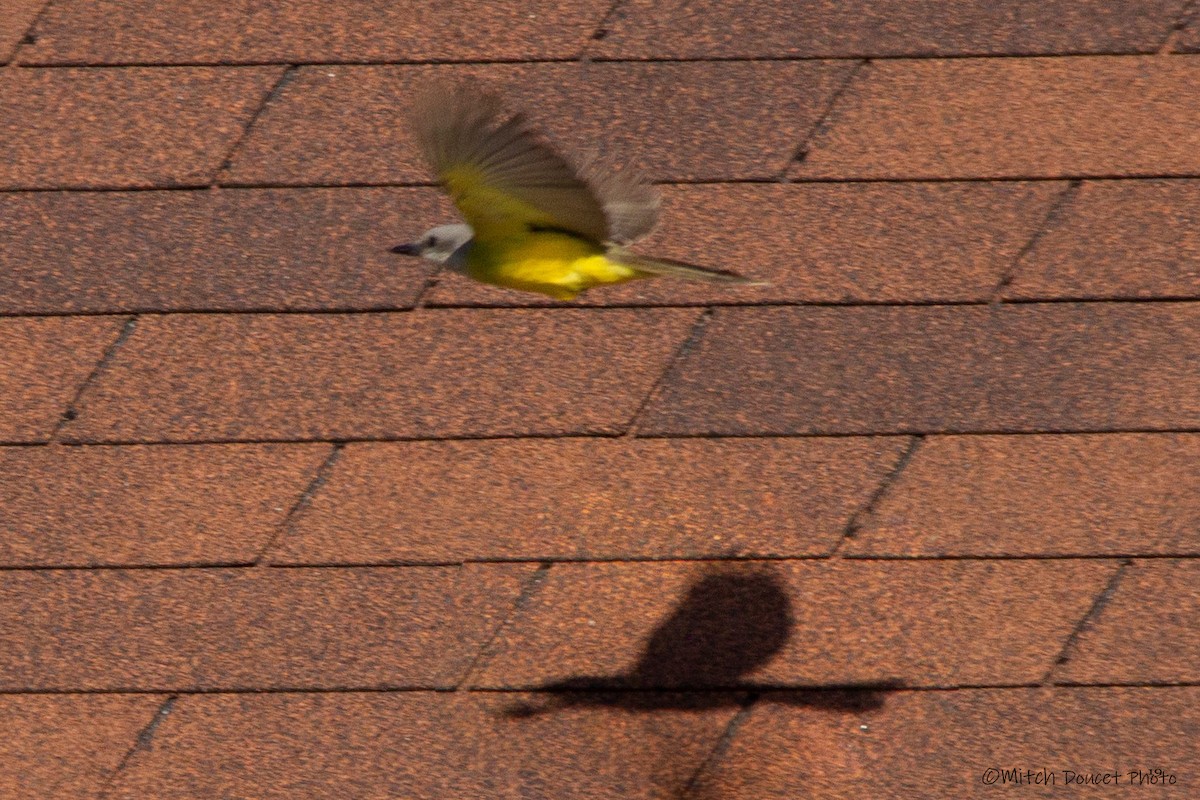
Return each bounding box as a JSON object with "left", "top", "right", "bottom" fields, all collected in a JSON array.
[{"left": 409, "top": 81, "right": 660, "bottom": 244}]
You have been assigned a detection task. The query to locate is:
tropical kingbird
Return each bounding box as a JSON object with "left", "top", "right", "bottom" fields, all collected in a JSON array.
[{"left": 391, "top": 83, "right": 762, "bottom": 300}]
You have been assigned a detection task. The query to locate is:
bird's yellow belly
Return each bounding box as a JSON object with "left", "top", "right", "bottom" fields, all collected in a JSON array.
[{"left": 468, "top": 235, "right": 644, "bottom": 300}]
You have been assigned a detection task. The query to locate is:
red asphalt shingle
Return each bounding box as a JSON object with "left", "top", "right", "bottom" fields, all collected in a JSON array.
[
  {"left": 5, "top": 3, "right": 1199, "bottom": 795},
  {"left": 427, "top": 182, "right": 1065, "bottom": 307},
  {"left": 23, "top": 0, "right": 611, "bottom": 64},
  {"left": 592, "top": 0, "right": 1183, "bottom": 58},
  {"left": 107, "top": 692, "right": 737, "bottom": 800},
  {"left": 0, "top": 443, "right": 331, "bottom": 567},
  {"left": 1008, "top": 179, "right": 1200, "bottom": 300},
  {"left": 850, "top": 434, "right": 1200, "bottom": 557},
  {"left": 62, "top": 309, "right": 699, "bottom": 443},
  {"left": 0, "top": 66, "right": 282, "bottom": 189},
  {"left": 696, "top": 688, "right": 1200, "bottom": 798},
  {"left": 0, "top": 694, "right": 165, "bottom": 800},
  {"left": 223, "top": 61, "right": 853, "bottom": 185},
  {"left": 794, "top": 56, "right": 1200, "bottom": 180},
  {"left": 640, "top": 304, "right": 1200, "bottom": 435},
  {"left": 0, "top": 564, "right": 531, "bottom": 690},
  {"left": 0, "top": 0, "right": 42, "bottom": 63},
  {"left": 272, "top": 437, "right": 909, "bottom": 564},
  {"left": 0, "top": 316, "right": 123, "bottom": 443},
  {"left": 472, "top": 560, "right": 1116, "bottom": 689},
  {"left": 1058, "top": 560, "right": 1200, "bottom": 684},
  {"left": 0, "top": 188, "right": 448, "bottom": 314},
  {"left": 1181, "top": 18, "right": 1200, "bottom": 51}
]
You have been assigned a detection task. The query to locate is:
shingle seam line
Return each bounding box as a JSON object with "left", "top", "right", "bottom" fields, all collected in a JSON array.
[
  {"left": 1158, "top": 0, "right": 1199, "bottom": 53},
  {"left": 680, "top": 695, "right": 760, "bottom": 797},
  {"left": 989, "top": 178, "right": 1083, "bottom": 301},
  {"left": 586, "top": 0, "right": 627, "bottom": 46},
  {"left": 6, "top": 682, "right": 1197, "bottom": 697},
  {"left": 9, "top": 296, "right": 1200, "bottom": 318},
  {"left": 829, "top": 434, "right": 925, "bottom": 556},
  {"left": 455, "top": 562, "right": 554, "bottom": 689},
  {"left": 7, "top": 429, "right": 1200, "bottom": 448},
  {"left": 212, "top": 64, "right": 298, "bottom": 184},
  {"left": 625, "top": 307, "right": 712, "bottom": 436},
  {"left": 9, "top": 51, "right": 1189, "bottom": 68},
  {"left": 5, "top": 0, "right": 54, "bottom": 64},
  {"left": 253, "top": 443, "right": 344, "bottom": 565},
  {"left": 782, "top": 57, "right": 869, "bottom": 176},
  {"left": 1, "top": 554, "right": 1188, "bottom": 573},
  {"left": 96, "top": 694, "right": 177, "bottom": 799},
  {"left": 23, "top": 425, "right": 1200, "bottom": 449},
  {"left": 1042, "top": 559, "right": 1133, "bottom": 684},
  {"left": 8, "top": 296, "right": 1200, "bottom": 319},
  {"left": 48, "top": 315, "right": 137, "bottom": 442},
  {"left": 8, "top": 174, "right": 1200, "bottom": 194}
]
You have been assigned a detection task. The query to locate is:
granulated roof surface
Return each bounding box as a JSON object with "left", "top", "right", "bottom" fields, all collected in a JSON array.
[{"left": 3, "top": 2, "right": 1199, "bottom": 797}]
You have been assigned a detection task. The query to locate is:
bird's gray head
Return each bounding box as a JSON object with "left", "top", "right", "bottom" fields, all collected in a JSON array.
[{"left": 390, "top": 223, "right": 474, "bottom": 265}]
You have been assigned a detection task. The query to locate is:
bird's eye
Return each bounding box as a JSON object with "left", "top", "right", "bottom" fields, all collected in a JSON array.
[{"left": 426, "top": 236, "right": 438, "bottom": 248}]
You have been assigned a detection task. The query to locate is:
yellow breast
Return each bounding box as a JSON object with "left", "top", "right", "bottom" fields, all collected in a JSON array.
[{"left": 466, "top": 233, "right": 644, "bottom": 300}]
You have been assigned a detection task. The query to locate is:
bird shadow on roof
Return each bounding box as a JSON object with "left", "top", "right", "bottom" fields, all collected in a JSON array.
[{"left": 500, "top": 561, "right": 905, "bottom": 719}]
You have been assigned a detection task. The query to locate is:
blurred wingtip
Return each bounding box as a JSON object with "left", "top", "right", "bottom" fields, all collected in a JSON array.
[
  {"left": 578, "top": 152, "right": 662, "bottom": 244},
  {"left": 407, "top": 77, "right": 507, "bottom": 170}
]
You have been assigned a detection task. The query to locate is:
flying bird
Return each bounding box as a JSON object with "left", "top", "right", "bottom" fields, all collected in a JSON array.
[{"left": 391, "top": 83, "right": 763, "bottom": 301}]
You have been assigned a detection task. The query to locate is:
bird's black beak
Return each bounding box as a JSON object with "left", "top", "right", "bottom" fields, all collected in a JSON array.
[{"left": 390, "top": 242, "right": 420, "bottom": 256}]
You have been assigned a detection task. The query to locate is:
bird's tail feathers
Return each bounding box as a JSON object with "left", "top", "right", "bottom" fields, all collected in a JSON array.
[{"left": 609, "top": 249, "right": 767, "bottom": 286}]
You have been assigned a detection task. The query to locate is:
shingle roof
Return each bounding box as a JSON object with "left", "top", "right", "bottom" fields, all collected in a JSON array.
[{"left": 2, "top": 2, "right": 1199, "bottom": 797}]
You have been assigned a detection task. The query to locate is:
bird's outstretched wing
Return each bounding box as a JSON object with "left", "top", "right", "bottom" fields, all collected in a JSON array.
[
  {"left": 409, "top": 82, "right": 659, "bottom": 245},
  {"left": 580, "top": 155, "right": 660, "bottom": 244}
]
